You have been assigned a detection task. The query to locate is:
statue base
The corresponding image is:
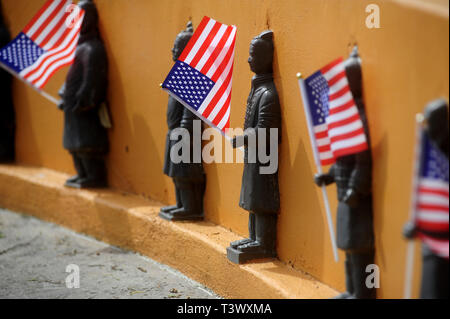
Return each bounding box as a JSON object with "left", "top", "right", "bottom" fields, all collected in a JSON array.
[
  {"left": 159, "top": 211, "right": 204, "bottom": 222},
  {"left": 226, "top": 246, "right": 277, "bottom": 264}
]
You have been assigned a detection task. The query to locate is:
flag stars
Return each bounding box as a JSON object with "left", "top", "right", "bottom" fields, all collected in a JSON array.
[{"left": 163, "top": 61, "right": 215, "bottom": 110}]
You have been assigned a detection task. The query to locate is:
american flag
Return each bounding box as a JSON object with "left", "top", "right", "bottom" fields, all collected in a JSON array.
[
  {"left": 162, "top": 16, "right": 237, "bottom": 135},
  {"left": 414, "top": 130, "right": 449, "bottom": 258},
  {"left": 303, "top": 58, "right": 369, "bottom": 165},
  {"left": 0, "top": 0, "right": 84, "bottom": 89}
]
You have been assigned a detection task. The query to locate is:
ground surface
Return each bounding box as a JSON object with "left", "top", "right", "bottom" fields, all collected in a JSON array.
[{"left": 0, "top": 209, "right": 219, "bottom": 299}]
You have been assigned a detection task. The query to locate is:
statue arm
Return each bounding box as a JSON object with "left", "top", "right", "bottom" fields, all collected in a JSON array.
[
  {"left": 179, "top": 105, "right": 196, "bottom": 133},
  {"left": 245, "top": 89, "right": 281, "bottom": 145},
  {"left": 314, "top": 165, "right": 336, "bottom": 187},
  {"left": 73, "top": 47, "right": 98, "bottom": 113},
  {"left": 348, "top": 149, "right": 372, "bottom": 195}
]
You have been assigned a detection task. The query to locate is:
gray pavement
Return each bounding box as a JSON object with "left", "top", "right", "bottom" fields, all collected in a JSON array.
[{"left": 0, "top": 208, "right": 219, "bottom": 299}]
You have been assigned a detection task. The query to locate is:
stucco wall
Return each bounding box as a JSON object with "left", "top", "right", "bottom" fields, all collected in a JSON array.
[{"left": 2, "top": 0, "right": 449, "bottom": 298}]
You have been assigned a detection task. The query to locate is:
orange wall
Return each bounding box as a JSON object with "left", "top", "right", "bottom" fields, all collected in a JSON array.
[{"left": 2, "top": 0, "right": 449, "bottom": 298}]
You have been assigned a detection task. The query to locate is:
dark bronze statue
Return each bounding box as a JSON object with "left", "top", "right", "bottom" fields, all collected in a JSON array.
[
  {"left": 228, "top": 30, "right": 282, "bottom": 264},
  {"left": 0, "top": 3, "right": 15, "bottom": 163},
  {"left": 58, "top": 0, "right": 109, "bottom": 188},
  {"left": 314, "top": 47, "right": 376, "bottom": 299},
  {"left": 159, "top": 22, "right": 206, "bottom": 221},
  {"left": 403, "top": 99, "right": 449, "bottom": 299}
]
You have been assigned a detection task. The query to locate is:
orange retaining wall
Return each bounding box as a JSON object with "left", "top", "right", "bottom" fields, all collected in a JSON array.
[{"left": 1, "top": 0, "right": 449, "bottom": 298}]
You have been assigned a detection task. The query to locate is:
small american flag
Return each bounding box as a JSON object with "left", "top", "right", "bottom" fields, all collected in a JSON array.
[
  {"left": 414, "top": 130, "right": 449, "bottom": 258},
  {"left": 162, "top": 16, "right": 237, "bottom": 135},
  {"left": 0, "top": 0, "right": 84, "bottom": 89},
  {"left": 303, "top": 58, "right": 369, "bottom": 165}
]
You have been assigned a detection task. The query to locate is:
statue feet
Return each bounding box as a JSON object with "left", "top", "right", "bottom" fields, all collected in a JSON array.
[
  {"left": 159, "top": 207, "right": 203, "bottom": 222},
  {"left": 227, "top": 241, "right": 277, "bottom": 264},
  {"left": 160, "top": 205, "right": 179, "bottom": 213},
  {"left": 64, "top": 177, "right": 107, "bottom": 189},
  {"left": 230, "top": 238, "right": 254, "bottom": 249}
]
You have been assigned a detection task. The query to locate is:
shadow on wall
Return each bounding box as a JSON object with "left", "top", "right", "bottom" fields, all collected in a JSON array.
[
  {"left": 273, "top": 47, "right": 331, "bottom": 281},
  {"left": 13, "top": 84, "right": 42, "bottom": 167}
]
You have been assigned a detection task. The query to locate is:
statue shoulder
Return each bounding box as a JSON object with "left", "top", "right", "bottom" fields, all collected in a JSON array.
[{"left": 260, "top": 83, "right": 280, "bottom": 106}]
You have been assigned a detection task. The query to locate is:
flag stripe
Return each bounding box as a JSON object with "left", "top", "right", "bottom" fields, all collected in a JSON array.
[
  {"left": 182, "top": 18, "right": 215, "bottom": 64},
  {"left": 333, "top": 142, "right": 368, "bottom": 158},
  {"left": 178, "top": 17, "right": 210, "bottom": 62},
  {"left": 24, "top": 0, "right": 62, "bottom": 36},
  {"left": 321, "top": 57, "right": 344, "bottom": 75},
  {"left": 200, "top": 25, "right": 233, "bottom": 75},
  {"left": 206, "top": 26, "right": 236, "bottom": 79},
  {"left": 34, "top": 48, "right": 77, "bottom": 88},
  {"left": 330, "top": 127, "right": 365, "bottom": 144},
  {"left": 208, "top": 78, "right": 232, "bottom": 122},
  {"left": 214, "top": 91, "right": 232, "bottom": 127},
  {"left": 210, "top": 34, "right": 236, "bottom": 82},
  {"left": 21, "top": 20, "right": 79, "bottom": 79},
  {"left": 195, "top": 24, "right": 228, "bottom": 71},
  {"left": 421, "top": 237, "right": 449, "bottom": 258},
  {"left": 39, "top": 10, "right": 70, "bottom": 49},
  {"left": 189, "top": 22, "right": 222, "bottom": 68},
  {"left": 30, "top": 0, "right": 68, "bottom": 43},
  {"left": 30, "top": 34, "right": 78, "bottom": 86},
  {"left": 198, "top": 47, "right": 235, "bottom": 114},
  {"left": 203, "top": 61, "right": 233, "bottom": 118},
  {"left": 328, "top": 100, "right": 355, "bottom": 115}
]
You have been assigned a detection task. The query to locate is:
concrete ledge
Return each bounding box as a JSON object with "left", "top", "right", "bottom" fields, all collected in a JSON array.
[{"left": 0, "top": 164, "right": 338, "bottom": 299}]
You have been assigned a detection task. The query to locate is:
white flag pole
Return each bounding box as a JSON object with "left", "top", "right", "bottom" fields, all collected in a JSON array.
[
  {"left": 297, "top": 72, "right": 339, "bottom": 262},
  {"left": 0, "top": 61, "right": 60, "bottom": 105},
  {"left": 403, "top": 113, "right": 424, "bottom": 299}
]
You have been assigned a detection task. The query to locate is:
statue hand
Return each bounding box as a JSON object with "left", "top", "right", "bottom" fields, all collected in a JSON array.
[
  {"left": 314, "top": 173, "right": 333, "bottom": 187},
  {"left": 343, "top": 188, "right": 359, "bottom": 208},
  {"left": 57, "top": 101, "right": 65, "bottom": 110},
  {"left": 403, "top": 221, "right": 417, "bottom": 240}
]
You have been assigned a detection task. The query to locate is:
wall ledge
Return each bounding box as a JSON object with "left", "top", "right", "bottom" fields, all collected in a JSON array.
[{"left": 0, "top": 164, "right": 338, "bottom": 299}]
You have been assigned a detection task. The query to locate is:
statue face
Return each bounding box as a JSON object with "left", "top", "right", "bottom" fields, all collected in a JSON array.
[
  {"left": 248, "top": 40, "right": 269, "bottom": 74},
  {"left": 425, "top": 102, "right": 449, "bottom": 147},
  {"left": 79, "top": 3, "right": 98, "bottom": 35}
]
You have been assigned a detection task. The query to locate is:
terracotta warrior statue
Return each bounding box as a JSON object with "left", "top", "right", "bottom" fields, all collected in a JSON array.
[
  {"left": 403, "top": 99, "right": 449, "bottom": 299},
  {"left": 0, "top": 2, "right": 15, "bottom": 163},
  {"left": 58, "top": 0, "right": 109, "bottom": 188},
  {"left": 159, "top": 22, "right": 206, "bottom": 221},
  {"left": 228, "top": 30, "right": 282, "bottom": 264},
  {"left": 314, "top": 47, "right": 376, "bottom": 299}
]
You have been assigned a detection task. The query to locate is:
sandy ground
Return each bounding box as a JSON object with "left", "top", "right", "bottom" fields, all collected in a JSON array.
[{"left": 0, "top": 208, "right": 219, "bottom": 299}]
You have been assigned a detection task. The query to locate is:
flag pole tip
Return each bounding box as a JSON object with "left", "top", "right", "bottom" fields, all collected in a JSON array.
[
  {"left": 416, "top": 113, "right": 424, "bottom": 123},
  {"left": 159, "top": 83, "right": 163, "bottom": 88},
  {"left": 296, "top": 72, "right": 302, "bottom": 79}
]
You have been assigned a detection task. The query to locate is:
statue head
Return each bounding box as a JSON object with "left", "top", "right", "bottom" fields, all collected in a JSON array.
[
  {"left": 248, "top": 30, "right": 274, "bottom": 75},
  {"left": 424, "top": 98, "right": 449, "bottom": 155},
  {"left": 344, "top": 46, "right": 363, "bottom": 100},
  {"left": 78, "top": 0, "right": 99, "bottom": 36},
  {"left": 172, "top": 21, "right": 193, "bottom": 61}
]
